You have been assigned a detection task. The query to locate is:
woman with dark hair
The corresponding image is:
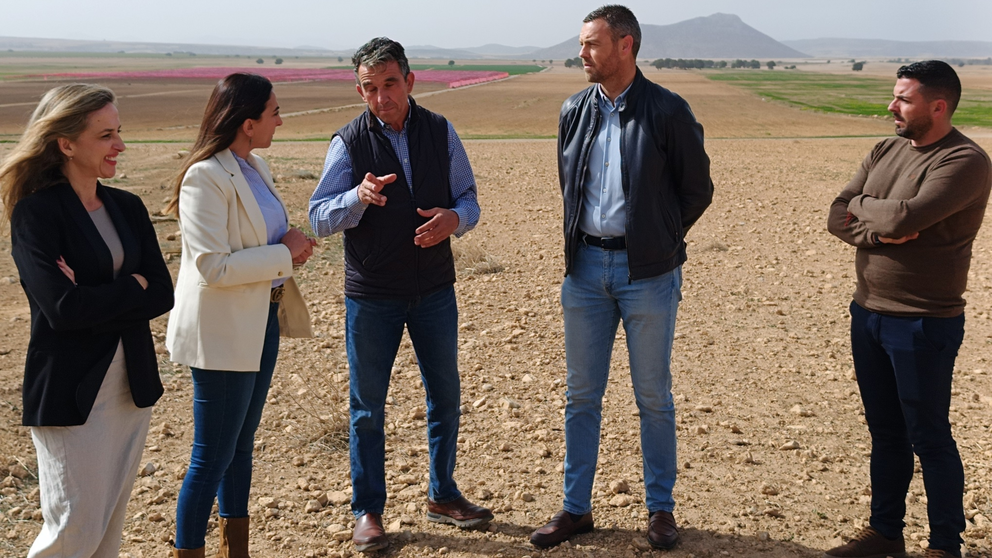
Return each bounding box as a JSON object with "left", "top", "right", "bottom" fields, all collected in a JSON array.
[
  {"left": 1, "top": 83, "right": 173, "bottom": 557},
  {"left": 166, "top": 73, "right": 314, "bottom": 557}
]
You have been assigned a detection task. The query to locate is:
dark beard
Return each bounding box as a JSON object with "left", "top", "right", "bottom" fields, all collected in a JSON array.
[{"left": 894, "top": 116, "right": 933, "bottom": 140}]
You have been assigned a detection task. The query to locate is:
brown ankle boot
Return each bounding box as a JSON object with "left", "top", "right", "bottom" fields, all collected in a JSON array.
[
  {"left": 217, "top": 516, "right": 251, "bottom": 558},
  {"left": 172, "top": 545, "right": 205, "bottom": 557}
]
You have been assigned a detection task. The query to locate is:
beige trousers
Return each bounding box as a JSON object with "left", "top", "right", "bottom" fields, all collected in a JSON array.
[{"left": 27, "top": 342, "right": 153, "bottom": 558}]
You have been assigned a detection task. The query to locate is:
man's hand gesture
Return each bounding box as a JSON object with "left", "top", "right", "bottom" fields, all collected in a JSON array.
[{"left": 358, "top": 173, "right": 395, "bottom": 206}]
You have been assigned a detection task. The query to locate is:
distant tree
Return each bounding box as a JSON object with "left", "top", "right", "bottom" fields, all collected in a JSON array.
[
  {"left": 165, "top": 53, "right": 172, "bottom": 57},
  {"left": 749, "top": 59, "right": 761, "bottom": 69},
  {"left": 256, "top": 58, "right": 264, "bottom": 64},
  {"left": 852, "top": 62, "right": 864, "bottom": 71},
  {"left": 716, "top": 60, "right": 728, "bottom": 68},
  {"left": 766, "top": 60, "right": 776, "bottom": 70},
  {"left": 827, "top": 60, "right": 831, "bottom": 64},
  {"left": 448, "top": 60, "right": 455, "bottom": 66},
  {"left": 275, "top": 58, "right": 284, "bottom": 65},
  {"left": 338, "top": 56, "right": 343, "bottom": 62},
  {"left": 849, "top": 59, "right": 856, "bottom": 63}
]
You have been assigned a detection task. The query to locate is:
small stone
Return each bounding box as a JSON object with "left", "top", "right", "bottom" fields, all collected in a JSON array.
[
  {"left": 609, "top": 494, "right": 634, "bottom": 507},
  {"left": 476, "top": 488, "right": 493, "bottom": 500},
  {"left": 258, "top": 497, "right": 279, "bottom": 509},
  {"left": 519, "top": 493, "right": 535, "bottom": 502},
  {"left": 326, "top": 524, "right": 347, "bottom": 534},
  {"left": 148, "top": 512, "right": 166, "bottom": 522},
  {"left": 760, "top": 483, "right": 779, "bottom": 496},
  {"left": 305, "top": 500, "right": 323, "bottom": 513},
  {"left": 790, "top": 404, "right": 815, "bottom": 417},
  {"left": 387, "top": 519, "right": 402, "bottom": 532},
  {"left": 139, "top": 462, "right": 157, "bottom": 477},
  {"left": 332, "top": 530, "right": 352, "bottom": 542},
  {"left": 499, "top": 442, "right": 512, "bottom": 452},
  {"left": 779, "top": 441, "right": 801, "bottom": 451},
  {"left": 763, "top": 508, "right": 784, "bottom": 518},
  {"left": 694, "top": 424, "right": 710, "bottom": 435},
  {"left": 327, "top": 491, "right": 350, "bottom": 506},
  {"left": 757, "top": 532, "right": 770, "bottom": 541},
  {"left": 632, "top": 537, "right": 652, "bottom": 551},
  {"left": 609, "top": 480, "right": 630, "bottom": 494},
  {"left": 292, "top": 456, "right": 305, "bottom": 467},
  {"left": 522, "top": 374, "right": 535, "bottom": 383}
]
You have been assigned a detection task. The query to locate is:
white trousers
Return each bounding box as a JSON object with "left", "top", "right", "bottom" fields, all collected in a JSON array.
[{"left": 27, "top": 342, "right": 153, "bottom": 558}]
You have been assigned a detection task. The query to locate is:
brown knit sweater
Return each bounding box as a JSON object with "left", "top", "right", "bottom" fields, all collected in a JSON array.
[{"left": 828, "top": 128, "right": 992, "bottom": 317}]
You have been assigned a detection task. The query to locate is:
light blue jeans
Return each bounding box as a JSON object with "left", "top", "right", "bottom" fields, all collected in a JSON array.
[{"left": 561, "top": 243, "right": 681, "bottom": 515}]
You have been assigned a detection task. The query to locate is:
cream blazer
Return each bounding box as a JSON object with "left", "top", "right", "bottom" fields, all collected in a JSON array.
[{"left": 166, "top": 149, "right": 311, "bottom": 372}]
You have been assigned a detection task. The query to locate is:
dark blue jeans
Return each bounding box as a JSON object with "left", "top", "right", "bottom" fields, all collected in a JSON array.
[
  {"left": 346, "top": 286, "right": 462, "bottom": 517},
  {"left": 175, "top": 302, "right": 280, "bottom": 549},
  {"left": 850, "top": 301, "right": 965, "bottom": 554}
]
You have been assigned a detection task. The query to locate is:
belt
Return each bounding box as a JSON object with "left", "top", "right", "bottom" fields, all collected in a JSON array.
[
  {"left": 582, "top": 234, "right": 626, "bottom": 250},
  {"left": 270, "top": 285, "right": 285, "bottom": 303}
]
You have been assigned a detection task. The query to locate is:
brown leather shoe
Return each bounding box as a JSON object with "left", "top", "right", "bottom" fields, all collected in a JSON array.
[
  {"left": 352, "top": 512, "right": 388, "bottom": 552},
  {"left": 427, "top": 496, "right": 494, "bottom": 528},
  {"left": 822, "top": 526, "right": 906, "bottom": 558},
  {"left": 648, "top": 510, "right": 680, "bottom": 550},
  {"left": 530, "top": 510, "right": 594, "bottom": 549}
]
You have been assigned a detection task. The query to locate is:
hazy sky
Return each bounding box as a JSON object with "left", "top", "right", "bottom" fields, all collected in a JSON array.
[{"left": 3, "top": 0, "right": 990, "bottom": 50}]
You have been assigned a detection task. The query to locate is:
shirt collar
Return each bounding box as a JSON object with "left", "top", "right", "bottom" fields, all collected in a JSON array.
[
  {"left": 373, "top": 103, "right": 412, "bottom": 134},
  {"left": 596, "top": 81, "right": 632, "bottom": 111}
]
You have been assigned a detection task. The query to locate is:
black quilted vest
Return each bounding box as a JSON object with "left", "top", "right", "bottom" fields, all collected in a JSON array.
[{"left": 335, "top": 99, "right": 455, "bottom": 299}]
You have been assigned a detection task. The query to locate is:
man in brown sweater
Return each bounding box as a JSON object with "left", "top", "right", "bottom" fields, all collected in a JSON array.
[{"left": 827, "top": 60, "right": 991, "bottom": 558}]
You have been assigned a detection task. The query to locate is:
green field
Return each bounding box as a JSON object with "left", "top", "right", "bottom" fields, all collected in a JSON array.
[
  {"left": 408, "top": 64, "right": 545, "bottom": 75},
  {"left": 707, "top": 70, "right": 992, "bottom": 128}
]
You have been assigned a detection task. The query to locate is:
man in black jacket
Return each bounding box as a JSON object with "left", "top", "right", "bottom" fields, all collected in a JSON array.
[{"left": 531, "top": 5, "right": 713, "bottom": 551}]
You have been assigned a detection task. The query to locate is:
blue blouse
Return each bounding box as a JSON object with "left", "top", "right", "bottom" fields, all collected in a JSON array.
[{"left": 233, "top": 152, "right": 289, "bottom": 287}]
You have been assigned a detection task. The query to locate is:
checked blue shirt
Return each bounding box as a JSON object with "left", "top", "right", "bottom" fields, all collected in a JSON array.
[{"left": 308, "top": 111, "right": 480, "bottom": 238}]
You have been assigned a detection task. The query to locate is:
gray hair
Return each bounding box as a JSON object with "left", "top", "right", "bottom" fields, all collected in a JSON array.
[
  {"left": 352, "top": 37, "right": 410, "bottom": 81},
  {"left": 584, "top": 5, "right": 641, "bottom": 58}
]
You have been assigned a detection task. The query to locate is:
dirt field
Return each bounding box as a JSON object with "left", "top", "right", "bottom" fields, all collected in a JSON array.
[{"left": 1, "top": 68, "right": 992, "bottom": 558}]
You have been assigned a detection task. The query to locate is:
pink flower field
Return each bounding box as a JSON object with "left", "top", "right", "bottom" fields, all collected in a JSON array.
[{"left": 31, "top": 67, "right": 509, "bottom": 88}]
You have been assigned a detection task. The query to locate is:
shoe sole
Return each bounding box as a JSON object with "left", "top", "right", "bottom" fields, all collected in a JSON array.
[
  {"left": 354, "top": 540, "right": 389, "bottom": 553},
  {"left": 427, "top": 511, "right": 494, "bottom": 529},
  {"left": 821, "top": 554, "right": 906, "bottom": 558},
  {"left": 648, "top": 534, "right": 680, "bottom": 551},
  {"left": 530, "top": 523, "right": 595, "bottom": 549}
]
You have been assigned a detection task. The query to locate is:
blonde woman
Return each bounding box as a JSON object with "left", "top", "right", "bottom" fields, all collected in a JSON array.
[
  {"left": 165, "top": 73, "right": 313, "bottom": 557},
  {"left": 1, "top": 84, "right": 173, "bottom": 557}
]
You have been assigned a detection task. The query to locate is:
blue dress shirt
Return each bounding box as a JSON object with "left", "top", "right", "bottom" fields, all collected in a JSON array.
[
  {"left": 579, "top": 83, "right": 631, "bottom": 239},
  {"left": 233, "top": 152, "right": 288, "bottom": 287}
]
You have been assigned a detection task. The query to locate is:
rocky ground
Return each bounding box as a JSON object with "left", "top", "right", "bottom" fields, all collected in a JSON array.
[{"left": 1, "top": 70, "right": 992, "bottom": 558}]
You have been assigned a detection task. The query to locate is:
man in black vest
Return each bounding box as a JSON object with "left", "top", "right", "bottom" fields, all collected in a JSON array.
[{"left": 308, "top": 37, "right": 489, "bottom": 552}]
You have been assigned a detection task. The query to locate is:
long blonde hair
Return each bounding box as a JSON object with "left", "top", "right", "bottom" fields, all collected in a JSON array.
[{"left": 0, "top": 83, "right": 116, "bottom": 223}]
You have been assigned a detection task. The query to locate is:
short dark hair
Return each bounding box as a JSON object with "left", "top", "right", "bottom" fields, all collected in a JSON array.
[
  {"left": 584, "top": 5, "right": 641, "bottom": 58},
  {"left": 896, "top": 60, "right": 962, "bottom": 115},
  {"left": 352, "top": 37, "right": 410, "bottom": 80}
]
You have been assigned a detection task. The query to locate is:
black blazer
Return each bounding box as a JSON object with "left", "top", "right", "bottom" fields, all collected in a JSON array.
[{"left": 10, "top": 182, "right": 174, "bottom": 426}]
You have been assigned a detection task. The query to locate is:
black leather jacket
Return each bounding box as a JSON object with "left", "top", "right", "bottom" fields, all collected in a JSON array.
[{"left": 558, "top": 69, "right": 713, "bottom": 281}]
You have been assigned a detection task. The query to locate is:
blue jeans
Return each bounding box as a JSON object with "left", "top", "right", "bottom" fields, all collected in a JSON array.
[
  {"left": 850, "top": 302, "right": 965, "bottom": 554},
  {"left": 346, "top": 286, "right": 462, "bottom": 517},
  {"left": 175, "top": 302, "right": 280, "bottom": 549},
  {"left": 561, "top": 243, "right": 682, "bottom": 515}
]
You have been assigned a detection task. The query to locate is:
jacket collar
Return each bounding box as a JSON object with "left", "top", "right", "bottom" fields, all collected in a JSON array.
[
  {"left": 57, "top": 181, "right": 140, "bottom": 278},
  {"left": 213, "top": 148, "right": 283, "bottom": 247}
]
